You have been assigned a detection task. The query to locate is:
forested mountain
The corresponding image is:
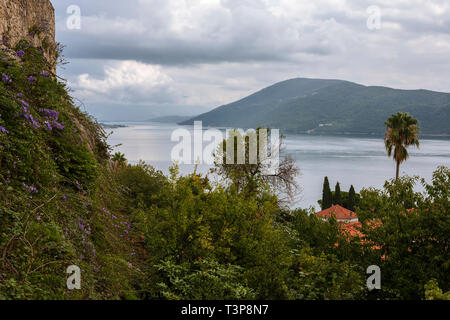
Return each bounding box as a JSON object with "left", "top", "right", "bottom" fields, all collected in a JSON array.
[{"left": 181, "top": 78, "right": 450, "bottom": 136}]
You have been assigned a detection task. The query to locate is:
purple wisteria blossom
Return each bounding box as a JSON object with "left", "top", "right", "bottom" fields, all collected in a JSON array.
[
  {"left": 2, "top": 73, "right": 12, "bottom": 83},
  {"left": 44, "top": 120, "right": 52, "bottom": 131},
  {"left": 51, "top": 121, "right": 65, "bottom": 130},
  {"left": 39, "top": 109, "right": 64, "bottom": 131},
  {"left": 23, "top": 111, "right": 40, "bottom": 128},
  {"left": 0, "top": 125, "right": 8, "bottom": 134},
  {"left": 21, "top": 100, "right": 40, "bottom": 128},
  {"left": 23, "top": 183, "right": 38, "bottom": 194},
  {"left": 20, "top": 99, "right": 29, "bottom": 108},
  {"left": 40, "top": 108, "right": 59, "bottom": 119}
]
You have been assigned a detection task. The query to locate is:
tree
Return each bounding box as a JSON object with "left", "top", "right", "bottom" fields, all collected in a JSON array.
[
  {"left": 111, "top": 152, "right": 127, "bottom": 169},
  {"left": 212, "top": 128, "right": 300, "bottom": 204},
  {"left": 322, "top": 177, "right": 333, "bottom": 210},
  {"left": 357, "top": 166, "right": 450, "bottom": 299},
  {"left": 139, "top": 167, "right": 293, "bottom": 299},
  {"left": 384, "top": 112, "right": 420, "bottom": 180},
  {"left": 334, "top": 182, "right": 342, "bottom": 206},
  {"left": 348, "top": 185, "right": 356, "bottom": 211}
]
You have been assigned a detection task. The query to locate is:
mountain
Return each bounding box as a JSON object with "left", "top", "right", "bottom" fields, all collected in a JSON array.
[{"left": 180, "top": 78, "right": 450, "bottom": 136}]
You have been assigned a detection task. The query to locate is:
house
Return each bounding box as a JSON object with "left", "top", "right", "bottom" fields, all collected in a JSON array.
[{"left": 316, "top": 205, "right": 359, "bottom": 224}]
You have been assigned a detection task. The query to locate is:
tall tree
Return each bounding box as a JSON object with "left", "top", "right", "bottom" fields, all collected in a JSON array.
[
  {"left": 334, "top": 182, "right": 342, "bottom": 206},
  {"left": 322, "top": 177, "right": 332, "bottom": 210},
  {"left": 348, "top": 185, "right": 356, "bottom": 211},
  {"left": 212, "top": 128, "right": 300, "bottom": 204},
  {"left": 384, "top": 112, "right": 420, "bottom": 180}
]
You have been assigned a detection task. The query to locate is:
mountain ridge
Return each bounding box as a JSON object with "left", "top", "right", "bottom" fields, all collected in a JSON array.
[{"left": 180, "top": 78, "right": 450, "bottom": 136}]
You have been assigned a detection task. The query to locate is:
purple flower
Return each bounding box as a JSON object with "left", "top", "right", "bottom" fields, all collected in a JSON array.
[
  {"left": 51, "top": 120, "right": 64, "bottom": 130},
  {"left": 17, "top": 92, "right": 22, "bottom": 98},
  {"left": 22, "top": 183, "right": 38, "bottom": 194},
  {"left": 37, "top": 216, "right": 41, "bottom": 221},
  {"left": 44, "top": 120, "right": 52, "bottom": 131},
  {"left": 0, "top": 125, "right": 8, "bottom": 134},
  {"left": 28, "top": 76, "right": 37, "bottom": 83},
  {"left": 39, "top": 108, "right": 59, "bottom": 119},
  {"left": 29, "top": 114, "right": 40, "bottom": 128},
  {"left": 20, "top": 100, "right": 29, "bottom": 108},
  {"left": 39, "top": 71, "right": 50, "bottom": 78},
  {"left": 62, "top": 195, "right": 67, "bottom": 201},
  {"left": 2, "top": 73, "right": 12, "bottom": 83},
  {"left": 16, "top": 50, "right": 25, "bottom": 58}
]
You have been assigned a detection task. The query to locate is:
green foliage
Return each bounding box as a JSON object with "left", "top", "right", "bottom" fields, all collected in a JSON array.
[
  {"left": 357, "top": 166, "right": 450, "bottom": 299},
  {"left": 319, "top": 188, "right": 360, "bottom": 211},
  {"left": 134, "top": 169, "right": 292, "bottom": 299},
  {"left": 291, "top": 209, "right": 339, "bottom": 255},
  {"left": 424, "top": 279, "right": 450, "bottom": 300},
  {"left": 0, "top": 32, "right": 134, "bottom": 300},
  {"left": 111, "top": 152, "right": 127, "bottom": 166},
  {"left": 115, "top": 161, "right": 168, "bottom": 210},
  {"left": 289, "top": 248, "right": 364, "bottom": 300},
  {"left": 384, "top": 112, "right": 420, "bottom": 180},
  {"left": 348, "top": 185, "right": 356, "bottom": 211},
  {"left": 155, "top": 259, "right": 256, "bottom": 300},
  {"left": 333, "top": 182, "right": 342, "bottom": 206},
  {"left": 321, "top": 177, "right": 332, "bottom": 209},
  {"left": 211, "top": 128, "right": 299, "bottom": 203}
]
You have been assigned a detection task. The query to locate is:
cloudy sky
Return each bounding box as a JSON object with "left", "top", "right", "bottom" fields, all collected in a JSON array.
[{"left": 51, "top": 0, "right": 450, "bottom": 121}]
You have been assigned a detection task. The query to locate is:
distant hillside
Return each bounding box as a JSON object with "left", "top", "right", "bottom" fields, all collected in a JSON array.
[
  {"left": 180, "top": 78, "right": 450, "bottom": 136},
  {"left": 150, "top": 115, "right": 193, "bottom": 123}
]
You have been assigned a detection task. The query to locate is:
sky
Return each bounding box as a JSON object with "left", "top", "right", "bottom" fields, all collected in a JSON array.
[{"left": 51, "top": 0, "right": 450, "bottom": 121}]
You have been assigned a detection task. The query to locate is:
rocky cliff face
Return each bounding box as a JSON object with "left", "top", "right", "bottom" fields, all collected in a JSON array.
[{"left": 0, "top": 0, "right": 55, "bottom": 63}]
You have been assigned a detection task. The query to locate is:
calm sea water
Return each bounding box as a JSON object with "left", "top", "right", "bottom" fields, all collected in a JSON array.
[{"left": 105, "top": 122, "right": 450, "bottom": 210}]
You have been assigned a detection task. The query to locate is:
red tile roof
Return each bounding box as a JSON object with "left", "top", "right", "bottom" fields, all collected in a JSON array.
[{"left": 316, "top": 205, "right": 358, "bottom": 221}]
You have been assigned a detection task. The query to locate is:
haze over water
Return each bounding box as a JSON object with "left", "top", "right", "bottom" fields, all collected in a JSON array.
[{"left": 106, "top": 122, "right": 450, "bottom": 210}]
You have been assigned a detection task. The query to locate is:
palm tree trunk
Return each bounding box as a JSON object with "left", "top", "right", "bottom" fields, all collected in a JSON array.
[{"left": 396, "top": 160, "right": 400, "bottom": 181}]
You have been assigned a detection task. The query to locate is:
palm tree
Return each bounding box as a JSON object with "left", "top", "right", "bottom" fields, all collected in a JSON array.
[
  {"left": 384, "top": 112, "right": 420, "bottom": 180},
  {"left": 111, "top": 152, "right": 127, "bottom": 169}
]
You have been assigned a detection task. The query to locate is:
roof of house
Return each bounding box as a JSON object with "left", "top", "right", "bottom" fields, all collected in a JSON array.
[{"left": 316, "top": 205, "right": 358, "bottom": 220}]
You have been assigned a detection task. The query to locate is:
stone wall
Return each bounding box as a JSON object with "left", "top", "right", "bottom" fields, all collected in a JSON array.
[{"left": 0, "top": 0, "right": 55, "bottom": 62}]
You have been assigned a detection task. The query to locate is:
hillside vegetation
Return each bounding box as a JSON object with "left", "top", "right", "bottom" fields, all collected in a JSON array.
[{"left": 181, "top": 78, "right": 450, "bottom": 136}]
